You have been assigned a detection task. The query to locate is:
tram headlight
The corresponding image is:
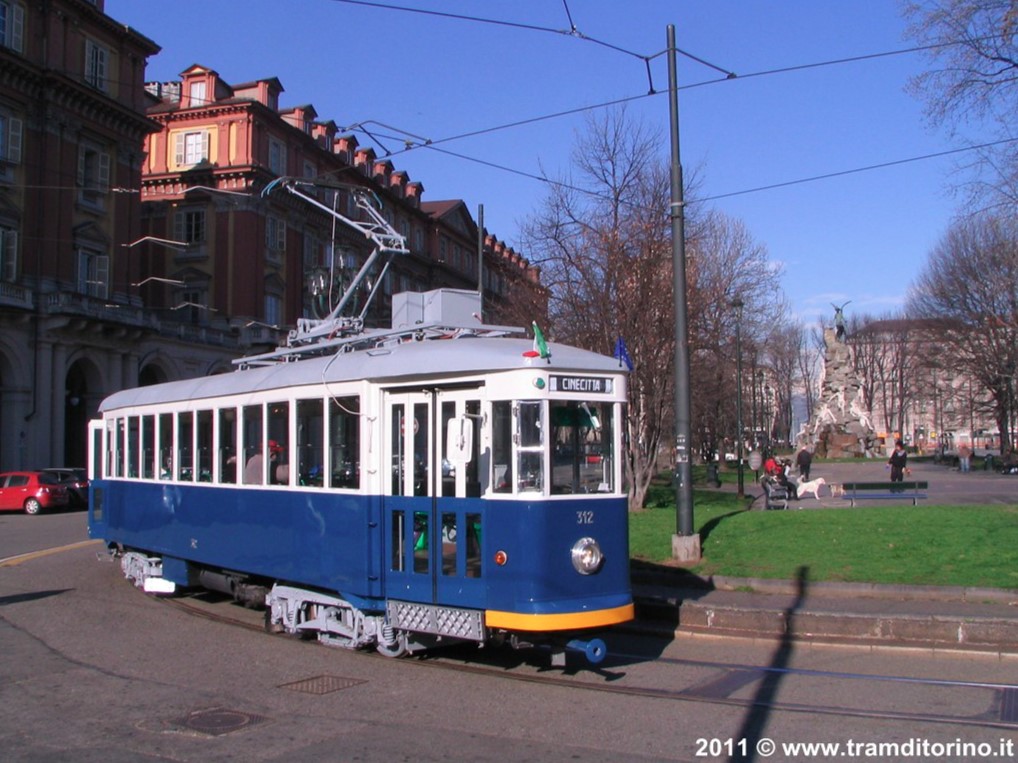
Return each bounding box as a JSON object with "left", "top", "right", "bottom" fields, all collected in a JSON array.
[{"left": 571, "top": 537, "right": 604, "bottom": 575}]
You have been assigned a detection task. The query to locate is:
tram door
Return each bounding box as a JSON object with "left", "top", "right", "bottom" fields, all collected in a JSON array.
[{"left": 383, "top": 388, "right": 483, "bottom": 607}]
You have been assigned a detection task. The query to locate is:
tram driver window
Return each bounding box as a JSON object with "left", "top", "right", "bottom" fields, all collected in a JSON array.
[
  {"left": 551, "top": 401, "right": 614, "bottom": 494},
  {"left": 516, "top": 401, "right": 544, "bottom": 493},
  {"left": 492, "top": 401, "right": 512, "bottom": 493}
]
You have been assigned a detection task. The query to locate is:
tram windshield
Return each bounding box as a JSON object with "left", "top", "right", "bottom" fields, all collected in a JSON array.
[{"left": 492, "top": 398, "right": 617, "bottom": 496}]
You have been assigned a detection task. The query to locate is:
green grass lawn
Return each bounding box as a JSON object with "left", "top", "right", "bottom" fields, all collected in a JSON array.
[{"left": 630, "top": 481, "right": 1018, "bottom": 590}]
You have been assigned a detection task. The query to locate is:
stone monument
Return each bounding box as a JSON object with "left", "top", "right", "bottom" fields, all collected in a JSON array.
[{"left": 798, "top": 306, "right": 877, "bottom": 458}]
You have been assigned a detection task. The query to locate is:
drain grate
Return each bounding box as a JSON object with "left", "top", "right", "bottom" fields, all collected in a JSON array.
[
  {"left": 172, "top": 707, "right": 269, "bottom": 737},
  {"left": 278, "top": 674, "right": 367, "bottom": 695}
]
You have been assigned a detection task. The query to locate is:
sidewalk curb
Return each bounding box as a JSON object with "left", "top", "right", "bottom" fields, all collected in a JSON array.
[
  {"left": 628, "top": 569, "right": 1018, "bottom": 654},
  {"left": 702, "top": 576, "right": 1018, "bottom": 606}
]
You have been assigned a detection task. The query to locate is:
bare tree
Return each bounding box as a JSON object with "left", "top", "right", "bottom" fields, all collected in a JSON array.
[
  {"left": 904, "top": 0, "right": 1018, "bottom": 214},
  {"left": 522, "top": 108, "right": 678, "bottom": 510},
  {"left": 764, "top": 313, "right": 801, "bottom": 445},
  {"left": 522, "top": 108, "right": 782, "bottom": 508},
  {"left": 795, "top": 321, "right": 824, "bottom": 430},
  {"left": 908, "top": 214, "right": 1018, "bottom": 455},
  {"left": 849, "top": 313, "right": 924, "bottom": 440}
]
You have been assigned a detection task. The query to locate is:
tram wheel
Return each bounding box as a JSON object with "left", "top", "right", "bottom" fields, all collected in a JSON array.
[
  {"left": 264, "top": 608, "right": 284, "bottom": 634},
  {"left": 376, "top": 630, "right": 409, "bottom": 658}
]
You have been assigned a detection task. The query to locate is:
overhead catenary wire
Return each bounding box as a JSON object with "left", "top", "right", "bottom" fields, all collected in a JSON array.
[{"left": 70, "top": 1, "right": 1009, "bottom": 218}]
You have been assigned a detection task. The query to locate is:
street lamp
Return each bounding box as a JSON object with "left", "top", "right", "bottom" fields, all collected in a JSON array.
[{"left": 732, "top": 297, "right": 745, "bottom": 498}]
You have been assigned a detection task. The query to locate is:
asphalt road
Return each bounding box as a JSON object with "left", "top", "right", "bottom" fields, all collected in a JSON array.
[{"left": 2, "top": 511, "right": 1015, "bottom": 761}]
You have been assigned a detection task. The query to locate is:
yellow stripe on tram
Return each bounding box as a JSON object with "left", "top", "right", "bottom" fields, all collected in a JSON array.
[
  {"left": 0, "top": 539, "right": 103, "bottom": 568},
  {"left": 485, "top": 603, "right": 634, "bottom": 631}
]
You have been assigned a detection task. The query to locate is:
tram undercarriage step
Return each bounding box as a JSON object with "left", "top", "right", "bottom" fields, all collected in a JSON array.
[{"left": 387, "top": 600, "right": 485, "bottom": 642}]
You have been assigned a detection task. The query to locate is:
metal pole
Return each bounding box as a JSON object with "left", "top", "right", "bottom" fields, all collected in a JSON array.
[
  {"left": 733, "top": 298, "right": 745, "bottom": 498},
  {"left": 477, "top": 203, "right": 484, "bottom": 317},
  {"left": 667, "top": 25, "right": 696, "bottom": 553}
]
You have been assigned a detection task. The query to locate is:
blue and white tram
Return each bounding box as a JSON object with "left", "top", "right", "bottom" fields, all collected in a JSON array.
[{"left": 87, "top": 313, "right": 634, "bottom": 661}]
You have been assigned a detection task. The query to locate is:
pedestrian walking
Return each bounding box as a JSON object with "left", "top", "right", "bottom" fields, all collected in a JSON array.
[
  {"left": 888, "top": 440, "right": 908, "bottom": 486},
  {"left": 795, "top": 446, "right": 813, "bottom": 480},
  {"left": 958, "top": 443, "right": 972, "bottom": 473}
]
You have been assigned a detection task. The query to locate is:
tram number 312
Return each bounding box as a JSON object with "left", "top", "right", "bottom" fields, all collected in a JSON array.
[{"left": 576, "top": 511, "right": 594, "bottom": 525}]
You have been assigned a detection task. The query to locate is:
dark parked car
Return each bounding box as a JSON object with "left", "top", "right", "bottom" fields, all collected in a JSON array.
[
  {"left": 41, "top": 468, "right": 90, "bottom": 508},
  {"left": 0, "top": 471, "right": 70, "bottom": 514}
]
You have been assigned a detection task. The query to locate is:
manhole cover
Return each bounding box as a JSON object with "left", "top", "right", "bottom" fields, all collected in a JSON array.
[
  {"left": 173, "top": 707, "right": 269, "bottom": 736},
  {"left": 278, "top": 675, "right": 367, "bottom": 695}
]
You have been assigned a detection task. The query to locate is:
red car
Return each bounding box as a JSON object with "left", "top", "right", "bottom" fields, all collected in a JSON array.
[{"left": 0, "top": 471, "right": 70, "bottom": 514}]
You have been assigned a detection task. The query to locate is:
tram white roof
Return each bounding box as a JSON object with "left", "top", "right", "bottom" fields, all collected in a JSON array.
[{"left": 100, "top": 337, "right": 626, "bottom": 411}]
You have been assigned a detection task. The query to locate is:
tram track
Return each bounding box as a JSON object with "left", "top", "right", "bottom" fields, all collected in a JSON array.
[{"left": 161, "top": 590, "right": 1018, "bottom": 733}]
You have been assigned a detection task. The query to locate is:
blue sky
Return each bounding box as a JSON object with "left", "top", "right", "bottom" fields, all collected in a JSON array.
[{"left": 106, "top": 0, "right": 982, "bottom": 325}]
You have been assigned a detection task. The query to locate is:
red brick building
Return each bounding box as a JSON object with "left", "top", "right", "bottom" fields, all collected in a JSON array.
[
  {"left": 0, "top": 2, "right": 542, "bottom": 471},
  {"left": 0, "top": 0, "right": 160, "bottom": 469},
  {"left": 137, "top": 64, "right": 542, "bottom": 336}
]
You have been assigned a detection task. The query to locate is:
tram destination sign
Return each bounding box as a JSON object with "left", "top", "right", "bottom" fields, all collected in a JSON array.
[{"left": 549, "top": 375, "right": 613, "bottom": 394}]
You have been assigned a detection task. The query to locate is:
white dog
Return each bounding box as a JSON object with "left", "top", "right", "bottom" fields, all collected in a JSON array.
[{"left": 795, "top": 477, "right": 827, "bottom": 500}]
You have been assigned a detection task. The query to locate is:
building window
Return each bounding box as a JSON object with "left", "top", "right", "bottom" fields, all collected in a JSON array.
[
  {"left": 173, "top": 207, "right": 206, "bottom": 245},
  {"left": 189, "top": 81, "right": 207, "bottom": 107},
  {"left": 180, "top": 287, "right": 208, "bottom": 324},
  {"left": 0, "top": 110, "right": 22, "bottom": 180},
  {"left": 84, "top": 39, "right": 109, "bottom": 92},
  {"left": 174, "top": 131, "right": 209, "bottom": 167},
  {"left": 0, "top": 1, "right": 24, "bottom": 53},
  {"left": 0, "top": 222, "right": 17, "bottom": 281},
  {"left": 265, "top": 293, "right": 282, "bottom": 327},
  {"left": 77, "top": 140, "right": 110, "bottom": 209},
  {"left": 77, "top": 248, "right": 108, "bottom": 298},
  {"left": 303, "top": 232, "right": 324, "bottom": 270},
  {"left": 268, "top": 138, "right": 286, "bottom": 176},
  {"left": 266, "top": 216, "right": 286, "bottom": 262}
]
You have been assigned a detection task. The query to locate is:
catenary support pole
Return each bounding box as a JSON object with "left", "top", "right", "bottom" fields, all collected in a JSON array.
[{"left": 668, "top": 24, "right": 700, "bottom": 563}]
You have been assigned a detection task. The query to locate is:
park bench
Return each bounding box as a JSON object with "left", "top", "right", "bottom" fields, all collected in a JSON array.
[
  {"left": 840, "top": 480, "right": 928, "bottom": 507},
  {"left": 760, "top": 477, "right": 790, "bottom": 510}
]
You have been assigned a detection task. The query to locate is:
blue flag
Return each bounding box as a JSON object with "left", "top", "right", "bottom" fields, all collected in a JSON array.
[{"left": 613, "top": 336, "right": 634, "bottom": 371}]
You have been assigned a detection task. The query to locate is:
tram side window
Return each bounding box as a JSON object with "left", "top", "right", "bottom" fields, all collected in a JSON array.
[
  {"left": 158, "top": 413, "right": 173, "bottom": 479},
  {"left": 328, "top": 396, "right": 360, "bottom": 489},
  {"left": 108, "top": 418, "right": 124, "bottom": 478},
  {"left": 297, "top": 398, "right": 324, "bottom": 487},
  {"left": 127, "top": 416, "right": 139, "bottom": 478},
  {"left": 268, "top": 402, "right": 289, "bottom": 485},
  {"left": 242, "top": 405, "right": 263, "bottom": 485},
  {"left": 142, "top": 415, "right": 155, "bottom": 479},
  {"left": 492, "top": 401, "right": 512, "bottom": 493},
  {"left": 91, "top": 425, "right": 102, "bottom": 484},
  {"left": 177, "top": 411, "right": 194, "bottom": 481},
  {"left": 219, "top": 407, "right": 237, "bottom": 483},
  {"left": 551, "top": 401, "right": 615, "bottom": 494},
  {"left": 197, "top": 410, "right": 212, "bottom": 481}
]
